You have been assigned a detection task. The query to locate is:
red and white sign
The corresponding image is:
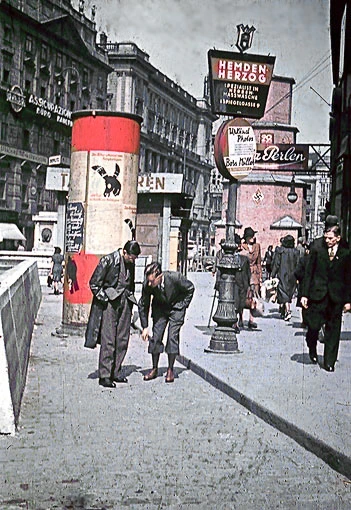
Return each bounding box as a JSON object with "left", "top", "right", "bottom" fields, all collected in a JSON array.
[{"left": 214, "top": 118, "right": 256, "bottom": 181}]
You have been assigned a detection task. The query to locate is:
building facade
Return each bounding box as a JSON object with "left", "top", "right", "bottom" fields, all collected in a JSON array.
[
  {"left": 212, "top": 75, "right": 331, "bottom": 255},
  {"left": 0, "top": 0, "right": 111, "bottom": 249},
  {"left": 330, "top": 0, "right": 351, "bottom": 244},
  {"left": 103, "top": 41, "right": 216, "bottom": 271}
]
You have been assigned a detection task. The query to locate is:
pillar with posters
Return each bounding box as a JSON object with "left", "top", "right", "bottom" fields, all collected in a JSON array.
[{"left": 60, "top": 111, "right": 142, "bottom": 330}]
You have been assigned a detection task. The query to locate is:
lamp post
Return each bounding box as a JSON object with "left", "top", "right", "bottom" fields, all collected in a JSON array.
[
  {"left": 205, "top": 179, "right": 242, "bottom": 352},
  {"left": 56, "top": 66, "right": 81, "bottom": 110},
  {"left": 206, "top": 117, "right": 256, "bottom": 353}
]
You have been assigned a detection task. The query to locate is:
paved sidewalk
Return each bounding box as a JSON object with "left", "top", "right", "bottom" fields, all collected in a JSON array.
[{"left": 179, "top": 272, "right": 351, "bottom": 479}]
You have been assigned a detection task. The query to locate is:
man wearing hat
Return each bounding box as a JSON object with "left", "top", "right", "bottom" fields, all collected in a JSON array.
[
  {"left": 241, "top": 226, "right": 262, "bottom": 329},
  {"left": 85, "top": 240, "right": 141, "bottom": 387},
  {"left": 301, "top": 221, "right": 351, "bottom": 371}
]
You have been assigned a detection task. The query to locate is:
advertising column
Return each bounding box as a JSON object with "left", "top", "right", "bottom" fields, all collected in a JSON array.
[{"left": 62, "top": 111, "right": 142, "bottom": 329}]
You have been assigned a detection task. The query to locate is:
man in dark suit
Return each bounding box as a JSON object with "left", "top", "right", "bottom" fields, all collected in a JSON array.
[
  {"left": 85, "top": 240, "right": 141, "bottom": 387},
  {"left": 301, "top": 224, "right": 351, "bottom": 371},
  {"left": 138, "top": 262, "right": 194, "bottom": 383}
]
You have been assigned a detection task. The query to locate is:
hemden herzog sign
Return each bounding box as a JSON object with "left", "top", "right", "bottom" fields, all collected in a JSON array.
[{"left": 208, "top": 49, "right": 275, "bottom": 119}]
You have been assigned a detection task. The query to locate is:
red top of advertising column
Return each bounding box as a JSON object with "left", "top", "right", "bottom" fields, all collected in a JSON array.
[{"left": 71, "top": 110, "right": 143, "bottom": 153}]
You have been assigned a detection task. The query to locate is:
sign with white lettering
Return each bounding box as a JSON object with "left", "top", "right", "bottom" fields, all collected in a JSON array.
[
  {"left": 214, "top": 118, "right": 256, "bottom": 181},
  {"left": 255, "top": 144, "right": 309, "bottom": 170},
  {"left": 46, "top": 166, "right": 70, "bottom": 191},
  {"left": 0, "top": 143, "right": 48, "bottom": 165},
  {"left": 65, "top": 202, "right": 84, "bottom": 253},
  {"left": 6, "top": 85, "right": 26, "bottom": 113},
  {"left": 48, "top": 155, "right": 62, "bottom": 166},
  {"left": 208, "top": 49, "right": 275, "bottom": 118},
  {"left": 138, "top": 173, "right": 183, "bottom": 193}
]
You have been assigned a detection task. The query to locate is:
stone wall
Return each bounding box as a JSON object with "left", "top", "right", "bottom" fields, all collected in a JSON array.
[{"left": 0, "top": 259, "right": 42, "bottom": 434}]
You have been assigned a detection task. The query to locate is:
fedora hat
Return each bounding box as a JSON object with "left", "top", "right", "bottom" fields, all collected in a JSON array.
[{"left": 243, "top": 227, "right": 257, "bottom": 240}]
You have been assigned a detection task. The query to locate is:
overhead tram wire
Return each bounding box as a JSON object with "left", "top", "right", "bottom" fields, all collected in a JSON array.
[{"left": 252, "top": 52, "right": 332, "bottom": 121}]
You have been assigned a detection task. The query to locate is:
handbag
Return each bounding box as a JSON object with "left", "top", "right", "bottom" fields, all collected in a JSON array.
[
  {"left": 251, "top": 296, "right": 265, "bottom": 317},
  {"left": 245, "top": 287, "right": 265, "bottom": 316},
  {"left": 47, "top": 274, "right": 53, "bottom": 287},
  {"left": 245, "top": 287, "right": 255, "bottom": 310}
]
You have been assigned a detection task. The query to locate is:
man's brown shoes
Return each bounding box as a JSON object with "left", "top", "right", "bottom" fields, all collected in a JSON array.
[
  {"left": 143, "top": 368, "right": 158, "bottom": 381},
  {"left": 165, "top": 368, "right": 174, "bottom": 383}
]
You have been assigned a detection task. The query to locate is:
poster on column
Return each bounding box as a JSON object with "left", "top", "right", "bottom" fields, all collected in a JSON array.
[{"left": 86, "top": 150, "right": 138, "bottom": 254}]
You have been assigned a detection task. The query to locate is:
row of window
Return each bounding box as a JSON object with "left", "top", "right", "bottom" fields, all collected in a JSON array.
[{"left": 0, "top": 120, "right": 70, "bottom": 156}]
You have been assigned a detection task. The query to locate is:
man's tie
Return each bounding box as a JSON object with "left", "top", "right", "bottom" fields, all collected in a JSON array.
[{"left": 329, "top": 247, "right": 335, "bottom": 261}]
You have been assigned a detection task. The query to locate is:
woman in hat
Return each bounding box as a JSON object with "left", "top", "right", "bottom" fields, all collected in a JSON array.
[
  {"left": 241, "top": 227, "right": 262, "bottom": 329},
  {"left": 271, "top": 235, "right": 300, "bottom": 321}
]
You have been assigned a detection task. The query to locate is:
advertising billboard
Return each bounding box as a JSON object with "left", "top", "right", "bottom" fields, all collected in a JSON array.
[{"left": 208, "top": 49, "right": 275, "bottom": 118}]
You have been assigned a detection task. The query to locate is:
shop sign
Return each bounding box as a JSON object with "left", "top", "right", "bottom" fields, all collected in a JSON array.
[
  {"left": 255, "top": 144, "right": 309, "bottom": 170},
  {"left": 214, "top": 118, "right": 256, "bottom": 181},
  {"left": 138, "top": 173, "right": 183, "bottom": 193},
  {"left": 46, "top": 166, "right": 70, "bottom": 191},
  {"left": 49, "top": 155, "right": 62, "bottom": 166},
  {"left": 6, "top": 85, "right": 26, "bottom": 113},
  {"left": 0, "top": 143, "right": 47, "bottom": 165},
  {"left": 28, "top": 94, "right": 73, "bottom": 127},
  {"left": 208, "top": 49, "right": 275, "bottom": 118}
]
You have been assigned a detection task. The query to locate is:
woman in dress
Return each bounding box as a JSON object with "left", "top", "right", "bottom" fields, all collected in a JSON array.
[
  {"left": 240, "top": 227, "right": 262, "bottom": 329},
  {"left": 49, "top": 246, "right": 64, "bottom": 295},
  {"left": 271, "top": 235, "right": 300, "bottom": 321}
]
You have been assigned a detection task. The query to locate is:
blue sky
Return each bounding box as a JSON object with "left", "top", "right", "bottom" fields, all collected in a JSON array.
[{"left": 78, "top": 0, "right": 331, "bottom": 144}]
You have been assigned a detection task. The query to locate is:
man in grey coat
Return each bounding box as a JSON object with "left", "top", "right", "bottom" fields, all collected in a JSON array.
[
  {"left": 138, "top": 262, "right": 194, "bottom": 383},
  {"left": 85, "top": 240, "right": 141, "bottom": 387}
]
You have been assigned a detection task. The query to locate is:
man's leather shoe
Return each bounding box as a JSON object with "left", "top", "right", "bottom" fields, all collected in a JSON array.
[
  {"left": 248, "top": 321, "right": 257, "bottom": 329},
  {"left": 309, "top": 349, "right": 318, "bottom": 364},
  {"left": 99, "top": 377, "right": 116, "bottom": 388},
  {"left": 324, "top": 364, "right": 335, "bottom": 372},
  {"left": 113, "top": 376, "right": 128, "bottom": 383},
  {"left": 233, "top": 325, "right": 240, "bottom": 334},
  {"left": 143, "top": 368, "right": 158, "bottom": 381},
  {"left": 165, "top": 368, "right": 174, "bottom": 383}
]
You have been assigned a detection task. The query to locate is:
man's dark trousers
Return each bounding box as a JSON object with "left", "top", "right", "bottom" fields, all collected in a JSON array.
[
  {"left": 99, "top": 294, "right": 132, "bottom": 379},
  {"left": 305, "top": 294, "right": 344, "bottom": 367},
  {"left": 149, "top": 306, "right": 186, "bottom": 354}
]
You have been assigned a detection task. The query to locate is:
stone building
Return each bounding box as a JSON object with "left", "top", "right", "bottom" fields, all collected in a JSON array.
[
  {"left": 103, "top": 40, "right": 216, "bottom": 271},
  {"left": 330, "top": 0, "right": 351, "bottom": 244},
  {"left": 212, "top": 75, "right": 330, "bottom": 255},
  {"left": 0, "top": 0, "right": 111, "bottom": 250}
]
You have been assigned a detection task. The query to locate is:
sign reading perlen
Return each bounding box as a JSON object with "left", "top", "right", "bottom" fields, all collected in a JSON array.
[
  {"left": 214, "top": 118, "right": 256, "bottom": 181},
  {"left": 208, "top": 49, "right": 275, "bottom": 118}
]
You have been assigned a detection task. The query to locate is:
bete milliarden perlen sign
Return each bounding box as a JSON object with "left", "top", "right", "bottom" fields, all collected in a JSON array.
[
  {"left": 214, "top": 118, "right": 256, "bottom": 181},
  {"left": 208, "top": 49, "right": 276, "bottom": 118}
]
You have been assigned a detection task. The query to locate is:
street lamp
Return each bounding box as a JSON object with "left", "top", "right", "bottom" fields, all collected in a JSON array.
[
  {"left": 205, "top": 118, "right": 256, "bottom": 353},
  {"left": 287, "top": 175, "right": 298, "bottom": 204},
  {"left": 55, "top": 66, "right": 81, "bottom": 109}
]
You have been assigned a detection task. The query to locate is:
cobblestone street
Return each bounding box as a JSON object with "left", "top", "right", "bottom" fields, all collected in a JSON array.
[{"left": 1, "top": 286, "right": 351, "bottom": 509}]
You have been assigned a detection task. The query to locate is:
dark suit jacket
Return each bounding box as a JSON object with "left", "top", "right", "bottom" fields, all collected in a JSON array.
[
  {"left": 84, "top": 250, "right": 135, "bottom": 348},
  {"left": 301, "top": 237, "right": 351, "bottom": 304},
  {"left": 138, "top": 271, "right": 194, "bottom": 329}
]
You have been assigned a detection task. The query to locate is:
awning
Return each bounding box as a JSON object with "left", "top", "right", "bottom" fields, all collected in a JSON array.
[
  {"left": 270, "top": 216, "right": 303, "bottom": 230},
  {"left": 0, "top": 223, "right": 26, "bottom": 242},
  {"left": 214, "top": 219, "right": 243, "bottom": 228}
]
